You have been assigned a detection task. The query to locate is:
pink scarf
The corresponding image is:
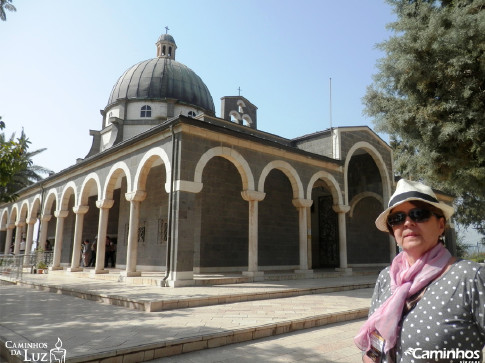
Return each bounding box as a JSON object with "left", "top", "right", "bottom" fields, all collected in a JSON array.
[{"left": 354, "top": 243, "right": 451, "bottom": 353}]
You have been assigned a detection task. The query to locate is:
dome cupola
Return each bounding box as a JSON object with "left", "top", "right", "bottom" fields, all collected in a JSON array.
[
  {"left": 105, "top": 31, "right": 215, "bottom": 114},
  {"left": 156, "top": 29, "right": 177, "bottom": 60}
]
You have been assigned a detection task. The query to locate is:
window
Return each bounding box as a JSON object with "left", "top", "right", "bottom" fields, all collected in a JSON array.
[
  {"left": 188, "top": 111, "right": 196, "bottom": 117},
  {"left": 141, "top": 105, "right": 151, "bottom": 118},
  {"left": 162, "top": 46, "right": 166, "bottom": 56}
]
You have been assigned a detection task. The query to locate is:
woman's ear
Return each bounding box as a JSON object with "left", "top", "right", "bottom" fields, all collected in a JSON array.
[{"left": 438, "top": 216, "right": 446, "bottom": 235}]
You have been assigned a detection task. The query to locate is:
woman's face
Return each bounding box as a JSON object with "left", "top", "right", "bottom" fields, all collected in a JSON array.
[{"left": 390, "top": 202, "right": 445, "bottom": 264}]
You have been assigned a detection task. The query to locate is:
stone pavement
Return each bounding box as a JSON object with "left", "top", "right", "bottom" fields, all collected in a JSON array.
[
  {"left": 0, "top": 271, "right": 376, "bottom": 363},
  {"left": 149, "top": 319, "right": 367, "bottom": 363}
]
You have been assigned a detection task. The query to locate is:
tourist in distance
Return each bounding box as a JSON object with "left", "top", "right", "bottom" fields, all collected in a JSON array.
[{"left": 355, "top": 179, "right": 485, "bottom": 362}]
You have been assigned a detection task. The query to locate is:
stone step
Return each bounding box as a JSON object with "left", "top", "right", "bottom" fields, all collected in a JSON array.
[
  {"left": 0, "top": 283, "right": 372, "bottom": 363},
  {"left": 79, "top": 306, "right": 370, "bottom": 363},
  {"left": 6, "top": 272, "right": 377, "bottom": 312}
]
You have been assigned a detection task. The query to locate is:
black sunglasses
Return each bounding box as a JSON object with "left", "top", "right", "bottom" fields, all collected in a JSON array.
[{"left": 387, "top": 208, "right": 440, "bottom": 227}]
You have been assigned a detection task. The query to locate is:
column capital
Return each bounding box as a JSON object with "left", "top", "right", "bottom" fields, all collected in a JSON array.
[
  {"left": 15, "top": 221, "right": 26, "bottom": 228},
  {"left": 54, "top": 210, "right": 69, "bottom": 218},
  {"left": 26, "top": 218, "right": 37, "bottom": 225},
  {"left": 41, "top": 214, "right": 52, "bottom": 222},
  {"left": 7, "top": 223, "right": 16, "bottom": 230},
  {"left": 96, "top": 199, "right": 115, "bottom": 209},
  {"left": 73, "top": 205, "right": 89, "bottom": 215},
  {"left": 125, "top": 190, "right": 147, "bottom": 202},
  {"left": 332, "top": 204, "right": 350, "bottom": 214},
  {"left": 292, "top": 198, "right": 313, "bottom": 208},
  {"left": 241, "top": 190, "right": 266, "bottom": 202}
]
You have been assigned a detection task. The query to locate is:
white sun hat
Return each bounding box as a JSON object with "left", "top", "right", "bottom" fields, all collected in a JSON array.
[{"left": 375, "top": 179, "right": 455, "bottom": 232}]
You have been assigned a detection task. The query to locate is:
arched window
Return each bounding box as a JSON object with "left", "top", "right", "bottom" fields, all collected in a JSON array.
[
  {"left": 141, "top": 105, "right": 152, "bottom": 118},
  {"left": 168, "top": 46, "right": 172, "bottom": 56},
  {"left": 162, "top": 46, "right": 166, "bottom": 56},
  {"left": 188, "top": 111, "right": 196, "bottom": 117}
]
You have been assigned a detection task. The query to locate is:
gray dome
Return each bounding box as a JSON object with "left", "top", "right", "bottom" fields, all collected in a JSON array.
[
  {"left": 107, "top": 57, "right": 215, "bottom": 114},
  {"left": 157, "top": 33, "right": 176, "bottom": 44}
]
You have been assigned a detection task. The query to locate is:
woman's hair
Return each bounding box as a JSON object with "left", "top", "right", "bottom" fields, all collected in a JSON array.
[{"left": 387, "top": 200, "right": 446, "bottom": 236}]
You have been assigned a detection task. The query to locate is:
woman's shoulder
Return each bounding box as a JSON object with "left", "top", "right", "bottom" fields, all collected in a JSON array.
[
  {"left": 446, "top": 258, "right": 484, "bottom": 281},
  {"left": 451, "top": 258, "right": 483, "bottom": 271},
  {"left": 375, "top": 266, "right": 391, "bottom": 286}
]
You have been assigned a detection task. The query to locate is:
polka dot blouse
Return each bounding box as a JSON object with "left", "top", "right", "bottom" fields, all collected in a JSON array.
[{"left": 369, "top": 259, "right": 485, "bottom": 363}]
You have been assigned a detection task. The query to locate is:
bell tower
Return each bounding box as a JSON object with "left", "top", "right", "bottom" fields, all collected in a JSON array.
[{"left": 156, "top": 27, "right": 177, "bottom": 60}]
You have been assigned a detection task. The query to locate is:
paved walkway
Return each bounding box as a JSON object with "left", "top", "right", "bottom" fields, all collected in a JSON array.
[
  {"left": 0, "top": 271, "right": 376, "bottom": 363},
  {"left": 149, "top": 319, "right": 366, "bottom": 363}
]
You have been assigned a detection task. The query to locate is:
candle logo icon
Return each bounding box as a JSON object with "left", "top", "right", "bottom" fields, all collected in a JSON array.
[{"left": 49, "top": 338, "right": 66, "bottom": 363}]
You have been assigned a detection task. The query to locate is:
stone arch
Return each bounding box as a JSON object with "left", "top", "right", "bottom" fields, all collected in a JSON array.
[
  {"left": 306, "top": 171, "right": 343, "bottom": 205},
  {"left": 29, "top": 195, "right": 42, "bottom": 220},
  {"left": 343, "top": 141, "right": 391, "bottom": 206},
  {"left": 42, "top": 188, "right": 59, "bottom": 216},
  {"left": 18, "top": 200, "right": 30, "bottom": 223},
  {"left": 229, "top": 110, "right": 241, "bottom": 122},
  {"left": 0, "top": 209, "right": 8, "bottom": 229},
  {"left": 349, "top": 191, "right": 383, "bottom": 218},
  {"left": 9, "top": 204, "right": 19, "bottom": 224},
  {"left": 79, "top": 173, "right": 102, "bottom": 206},
  {"left": 194, "top": 146, "right": 254, "bottom": 191},
  {"left": 258, "top": 160, "right": 303, "bottom": 199},
  {"left": 134, "top": 147, "right": 170, "bottom": 193},
  {"left": 242, "top": 114, "right": 253, "bottom": 127},
  {"left": 104, "top": 161, "right": 132, "bottom": 200},
  {"left": 237, "top": 100, "right": 246, "bottom": 110},
  {"left": 59, "top": 182, "right": 78, "bottom": 211}
]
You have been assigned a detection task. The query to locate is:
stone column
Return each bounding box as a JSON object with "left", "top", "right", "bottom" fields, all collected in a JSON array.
[
  {"left": 68, "top": 205, "right": 89, "bottom": 272},
  {"left": 121, "top": 191, "right": 146, "bottom": 277},
  {"left": 38, "top": 214, "right": 52, "bottom": 250},
  {"left": 164, "top": 182, "right": 202, "bottom": 287},
  {"left": 241, "top": 190, "right": 266, "bottom": 279},
  {"left": 51, "top": 210, "right": 68, "bottom": 270},
  {"left": 91, "top": 199, "right": 114, "bottom": 275},
  {"left": 4, "top": 224, "right": 15, "bottom": 255},
  {"left": 332, "top": 204, "right": 351, "bottom": 272},
  {"left": 13, "top": 221, "right": 25, "bottom": 256},
  {"left": 292, "top": 198, "right": 314, "bottom": 273},
  {"left": 23, "top": 218, "right": 37, "bottom": 266}
]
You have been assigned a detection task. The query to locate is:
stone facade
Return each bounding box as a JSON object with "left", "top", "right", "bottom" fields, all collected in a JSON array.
[{"left": 0, "top": 32, "right": 457, "bottom": 287}]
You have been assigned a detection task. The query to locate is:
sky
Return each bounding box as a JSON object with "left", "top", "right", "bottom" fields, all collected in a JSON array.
[
  {"left": 0, "top": 0, "right": 481, "bottom": 246},
  {"left": 1, "top": 0, "right": 395, "bottom": 172}
]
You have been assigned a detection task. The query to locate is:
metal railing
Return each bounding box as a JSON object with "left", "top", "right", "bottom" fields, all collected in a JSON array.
[
  {"left": 0, "top": 251, "right": 54, "bottom": 279},
  {"left": 0, "top": 254, "right": 24, "bottom": 279}
]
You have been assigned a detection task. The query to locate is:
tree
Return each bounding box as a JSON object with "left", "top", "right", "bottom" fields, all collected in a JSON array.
[
  {"left": 0, "top": 118, "right": 28, "bottom": 201},
  {"left": 0, "top": 0, "right": 16, "bottom": 21},
  {"left": 0, "top": 119, "right": 52, "bottom": 202},
  {"left": 363, "top": 0, "right": 485, "bottom": 236}
]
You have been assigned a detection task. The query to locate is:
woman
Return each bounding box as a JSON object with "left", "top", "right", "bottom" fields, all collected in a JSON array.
[{"left": 355, "top": 179, "right": 485, "bottom": 362}]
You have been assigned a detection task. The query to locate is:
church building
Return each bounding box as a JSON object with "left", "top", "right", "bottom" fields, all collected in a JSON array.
[{"left": 0, "top": 32, "right": 439, "bottom": 287}]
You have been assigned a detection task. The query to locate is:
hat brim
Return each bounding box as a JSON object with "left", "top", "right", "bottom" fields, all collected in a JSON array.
[{"left": 375, "top": 197, "right": 454, "bottom": 232}]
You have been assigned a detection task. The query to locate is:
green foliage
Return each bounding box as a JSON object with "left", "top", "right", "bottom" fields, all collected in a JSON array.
[
  {"left": 0, "top": 0, "right": 16, "bottom": 21},
  {"left": 36, "top": 261, "right": 47, "bottom": 269},
  {"left": 0, "top": 118, "right": 52, "bottom": 203},
  {"left": 364, "top": 0, "right": 485, "bottom": 235},
  {"left": 0, "top": 118, "right": 29, "bottom": 201},
  {"left": 454, "top": 233, "right": 470, "bottom": 259}
]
